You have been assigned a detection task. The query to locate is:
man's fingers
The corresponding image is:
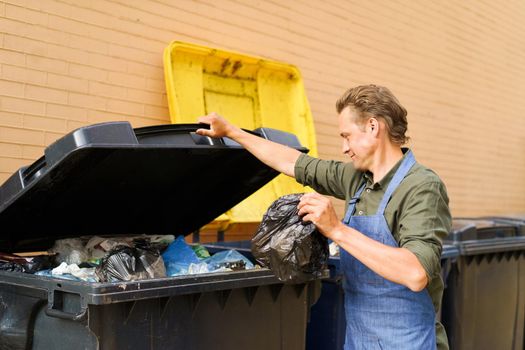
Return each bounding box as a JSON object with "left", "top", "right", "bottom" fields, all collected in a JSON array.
[
  {"left": 196, "top": 128, "right": 213, "bottom": 136},
  {"left": 298, "top": 204, "right": 316, "bottom": 216},
  {"left": 196, "top": 115, "right": 215, "bottom": 136},
  {"left": 302, "top": 213, "right": 317, "bottom": 224}
]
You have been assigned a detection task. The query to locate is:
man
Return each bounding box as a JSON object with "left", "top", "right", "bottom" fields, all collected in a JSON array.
[{"left": 196, "top": 84, "right": 451, "bottom": 350}]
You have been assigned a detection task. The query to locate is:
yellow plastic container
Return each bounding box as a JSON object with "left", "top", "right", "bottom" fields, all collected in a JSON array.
[{"left": 164, "top": 41, "right": 317, "bottom": 228}]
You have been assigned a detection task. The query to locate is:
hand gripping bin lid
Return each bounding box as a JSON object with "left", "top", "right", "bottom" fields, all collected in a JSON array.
[
  {"left": 442, "top": 218, "right": 525, "bottom": 350},
  {"left": 0, "top": 122, "right": 324, "bottom": 350},
  {"left": 164, "top": 41, "right": 318, "bottom": 227}
]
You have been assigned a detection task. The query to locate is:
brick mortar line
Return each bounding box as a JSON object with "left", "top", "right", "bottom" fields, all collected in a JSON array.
[
  {"left": 0, "top": 74, "right": 168, "bottom": 110},
  {"left": 0, "top": 52, "right": 170, "bottom": 95},
  {"left": 5, "top": 42, "right": 520, "bottom": 112},
  {"left": 282, "top": 0, "right": 525, "bottom": 62},
  {"left": 2, "top": 9, "right": 520, "bottom": 124},
  {"left": 172, "top": 0, "right": 525, "bottom": 60},
  {"left": 4, "top": 25, "right": 521, "bottom": 102},
  {"left": 4, "top": 1, "right": 167, "bottom": 52},
  {"left": 320, "top": 0, "right": 525, "bottom": 47},
  {"left": 1, "top": 28, "right": 163, "bottom": 70},
  {"left": 5, "top": 0, "right": 525, "bottom": 73},
  {"left": 63, "top": 0, "right": 488, "bottom": 76},
  {"left": 0, "top": 111, "right": 168, "bottom": 136}
]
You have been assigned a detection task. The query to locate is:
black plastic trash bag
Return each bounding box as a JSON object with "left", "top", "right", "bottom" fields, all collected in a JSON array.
[
  {"left": 0, "top": 261, "right": 25, "bottom": 272},
  {"left": 95, "top": 246, "right": 166, "bottom": 282},
  {"left": 251, "top": 193, "right": 328, "bottom": 283},
  {"left": 23, "top": 255, "right": 55, "bottom": 274},
  {"left": 0, "top": 252, "right": 54, "bottom": 274}
]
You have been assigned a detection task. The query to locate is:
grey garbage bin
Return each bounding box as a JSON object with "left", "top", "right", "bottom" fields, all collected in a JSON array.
[{"left": 442, "top": 218, "right": 525, "bottom": 350}]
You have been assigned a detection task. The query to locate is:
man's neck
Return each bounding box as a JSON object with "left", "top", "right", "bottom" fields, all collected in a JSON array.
[{"left": 369, "top": 144, "right": 404, "bottom": 184}]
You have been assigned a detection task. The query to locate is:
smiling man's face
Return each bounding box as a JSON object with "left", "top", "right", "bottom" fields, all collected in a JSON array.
[{"left": 338, "top": 106, "right": 377, "bottom": 171}]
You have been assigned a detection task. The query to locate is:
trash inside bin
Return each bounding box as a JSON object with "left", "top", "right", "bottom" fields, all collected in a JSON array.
[
  {"left": 0, "top": 121, "right": 325, "bottom": 350},
  {"left": 442, "top": 218, "right": 525, "bottom": 350}
]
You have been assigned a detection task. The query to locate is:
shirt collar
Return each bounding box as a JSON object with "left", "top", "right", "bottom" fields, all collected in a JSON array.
[{"left": 362, "top": 148, "right": 410, "bottom": 189}]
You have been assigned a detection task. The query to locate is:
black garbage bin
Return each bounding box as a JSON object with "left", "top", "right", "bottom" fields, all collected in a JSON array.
[
  {"left": 442, "top": 218, "right": 525, "bottom": 350},
  {"left": 0, "top": 122, "right": 324, "bottom": 350}
]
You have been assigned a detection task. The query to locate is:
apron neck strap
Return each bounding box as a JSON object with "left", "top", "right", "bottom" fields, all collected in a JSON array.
[
  {"left": 376, "top": 150, "right": 416, "bottom": 215},
  {"left": 343, "top": 182, "right": 366, "bottom": 224}
]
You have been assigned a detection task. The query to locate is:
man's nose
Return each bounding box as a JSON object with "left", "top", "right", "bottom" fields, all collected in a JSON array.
[{"left": 342, "top": 141, "right": 350, "bottom": 155}]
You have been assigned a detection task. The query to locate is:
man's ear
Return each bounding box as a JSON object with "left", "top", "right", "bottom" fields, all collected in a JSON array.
[{"left": 368, "top": 117, "right": 379, "bottom": 135}]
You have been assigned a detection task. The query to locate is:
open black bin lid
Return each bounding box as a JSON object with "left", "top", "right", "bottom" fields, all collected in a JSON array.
[{"left": 0, "top": 122, "right": 308, "bottom": 252}]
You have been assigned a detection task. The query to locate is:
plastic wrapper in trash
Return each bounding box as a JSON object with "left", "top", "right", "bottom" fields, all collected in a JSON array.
[
  {"left": 251, "top": 193, "right": 329, "bottom": 283},
  {"left": 85, "top": 236, "right": 127, "bottom": 261},
  {"left": 36, "top": 270, "right": 81, "bottom": 281},
  {"left": 188, "top": 262, "right": 210, "bottom": 274},
  {"left": 49, "top": 262, "right": 98, "bottom": 282},
  {"left": 95, "top": 246, "right": 166, "bottom": 282},
  {"left": 205, "top": 250, "right": 254, "bottom": 272},
  {"left": 191, "top": 244, "right": 211, "bottom": 259},
  {"left": 85, "top": 235, "right": 175, "bottom": 263},
  {"left": 49, "top": 238, "right": 89, "bottom": 265},
  {"left": 139, "top": 235, "right": 175, "bottom": 252},
  {"left": 35, "top": 268, "right": 98, "bottom": 283},
  {"left": 162, "top": 236, "right": 202, "bottom": 276},
  {"left": 329, "top": 242, "right": 340, "bottom": 256}
]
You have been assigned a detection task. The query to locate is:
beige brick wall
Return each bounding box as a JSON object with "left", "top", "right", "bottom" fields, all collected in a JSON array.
[{"left": 1, "top": 0, "right": 525, "bottom": 225}]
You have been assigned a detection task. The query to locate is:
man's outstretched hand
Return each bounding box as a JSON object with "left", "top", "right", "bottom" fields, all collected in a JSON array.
[{"left": 196, "top": 112, "right": 238, "bottom": 138}]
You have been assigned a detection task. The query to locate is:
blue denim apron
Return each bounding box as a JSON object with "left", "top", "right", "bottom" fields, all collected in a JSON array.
[{"left": 341, "top": 151, "right": 436, "bottom": 349}]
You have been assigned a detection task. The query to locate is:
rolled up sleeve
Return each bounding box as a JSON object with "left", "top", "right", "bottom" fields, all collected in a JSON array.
[{"left": 398, "top": 181, "right": 452, "bottom": 281}]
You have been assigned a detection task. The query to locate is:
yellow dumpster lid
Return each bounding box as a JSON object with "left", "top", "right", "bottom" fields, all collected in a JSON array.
[{"left": 164, "top": 41, "right": 317, "bottom": 228}]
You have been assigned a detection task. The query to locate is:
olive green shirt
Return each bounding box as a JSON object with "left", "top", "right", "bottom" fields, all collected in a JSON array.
[{"left": 294, "top": 149, "right": 451, "bottom": 350}]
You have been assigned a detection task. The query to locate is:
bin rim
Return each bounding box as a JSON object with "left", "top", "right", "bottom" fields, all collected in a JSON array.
[
  {"left": 0, "top": 266, "right": 328, "bottom": 305},
  {"left": 447, "top": 236, "right": 525, "bottom": 255}
]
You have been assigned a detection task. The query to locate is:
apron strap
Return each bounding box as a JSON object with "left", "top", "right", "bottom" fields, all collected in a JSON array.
[
  {"left": 376, "top": 150, "right": 416, "bottom": 215},
  {"left": 343, "top": 182, "right": 366, "bottom": 224}
]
